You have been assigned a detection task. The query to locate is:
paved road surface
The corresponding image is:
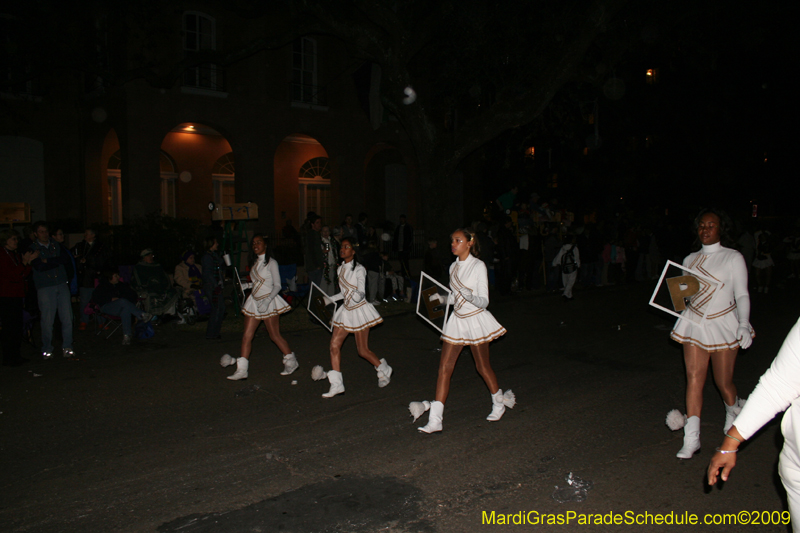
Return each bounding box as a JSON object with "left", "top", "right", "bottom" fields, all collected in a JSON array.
[{"left": 2, "top": 281, "right": 798, "bottom": 532}]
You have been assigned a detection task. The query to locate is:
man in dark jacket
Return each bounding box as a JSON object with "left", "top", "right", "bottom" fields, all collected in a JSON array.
[
  {"left": 72, "top": 228, "right": 109, "bottom": 329},
  {"left": 29, "top": 221, "right": 74, "bottom": 359}
]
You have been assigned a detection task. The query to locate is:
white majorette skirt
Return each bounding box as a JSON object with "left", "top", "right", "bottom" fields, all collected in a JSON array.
[
  {"left": 332, "top": 300, "right": 383, "bottom": 332},
  {"left": 441, "top": 309, "right": 506, "bottom": 346},
  {"left": 670, "top": 307, "right": 754, "bottom": 352},
  {"left": 242, "top": 294, "right": 291, "bottom": 319},
  {"left": 752, "top": 256, "right": 775, "bottom": 269}
]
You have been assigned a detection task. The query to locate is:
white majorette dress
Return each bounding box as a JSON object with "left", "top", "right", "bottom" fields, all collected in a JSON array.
[
  {"left": 670, "top": 242, "right": 754, "bottom": 351},
  {"left": 330, "top": 262, "right": 383, "bottom": 332},
  {"left": 441, "top": 254, "right": 506, "bottom": 346},
  {"left": 241, "top": 255, "right": 291, "bottom": 319}
]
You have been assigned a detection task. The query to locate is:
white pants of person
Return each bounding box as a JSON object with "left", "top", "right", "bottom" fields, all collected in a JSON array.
[{"left": 562, "top": 271, "right": 578, "bottom": 298}]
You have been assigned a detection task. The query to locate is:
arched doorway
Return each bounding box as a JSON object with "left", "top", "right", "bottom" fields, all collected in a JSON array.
[
  {"left": 274, "top": 134, "right": 331, "bottom": 230},
  {"left": 160, "top": 123, "right": 233, "bottom": 220}
]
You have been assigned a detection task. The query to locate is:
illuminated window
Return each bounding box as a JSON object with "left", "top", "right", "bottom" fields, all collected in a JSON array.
[
  {"left": 212, "top": 152, "right": 236, "bottom": 205},
  {"left": 524, "top": 146, "right": 535, "bottom": 160},
  {"left": 107, "top": 151, "right": 122, "bottom": 225},
  {"left": 160, "top": 151, "right": 177, "bottom": 217},
  {"left": 298, "top": 157, "right": 331, "bottom": 223},
  {"left": 646, "top": 68, "right": 659, "bottom": 84}
]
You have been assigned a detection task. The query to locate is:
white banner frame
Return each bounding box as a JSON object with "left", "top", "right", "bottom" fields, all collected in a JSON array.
[
  {"left": 233, "top": 266, "right": 247, "bottom": 304},
  {"left": 416, "top": 271, "right": 452, "bottom": 335},
  {"left": 307, "top": 281, "right": 339, "bottom": 332},
  {"left": 648, "top": 260, "right": 724, "bottom": 323}
]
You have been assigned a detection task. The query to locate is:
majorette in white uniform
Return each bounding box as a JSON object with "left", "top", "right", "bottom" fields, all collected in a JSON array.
[
  {"left": 441, "top": 253, "right": 506, "bottom": 345},
  {"left": 241, "top": 255, "right": 291, "bottom": 319},
  {"left": 330, "top": 262, "right": 383, "bottom": 332},
  {"left": 670, "top": 242, "right": 754, "bottom": 351},
  {"left": 732, "top": 317, "right": 800, "bottom": 517}
]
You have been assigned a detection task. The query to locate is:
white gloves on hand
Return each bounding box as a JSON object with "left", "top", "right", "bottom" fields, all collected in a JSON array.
[
  {"left": 257, "top": 297, "right": 272, "bottom": 313},
  {"left": 737, "top": 326, "right": 752, "bottom": 349},
  {"left": 458, "top": 288, "right": 474, "bottom": 302},
  {"left": 241, "top": 282, "right": 253, "bottom": 290}
]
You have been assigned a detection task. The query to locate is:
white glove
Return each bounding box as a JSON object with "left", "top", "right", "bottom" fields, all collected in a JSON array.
[
  {"left": 458, "top": 287, "right": 474, "bottom": 302},
  {"left": 737, "top": 326, "right": 752, "bottom": 349},
  {"left": 323, "top": 295, "right": 334, "bottom": 306},
  {"left": 351, "top": 291, "right": 364, "bottom": 303},
  {"left": 429, "top": 293, "right": 442, "bottom": 304},
  {"left": 241, "top": 281, "right": 253, "bottom": 290},
  {"left": 257, "top": 297, "right": 272, "bottom": 313}
]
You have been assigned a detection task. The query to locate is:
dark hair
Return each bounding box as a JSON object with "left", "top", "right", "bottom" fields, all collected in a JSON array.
[
  {"left": 451, "top": 228, "right": 480, "bottom": 259},
  {"left": 203, "top": 236, "right": 218, "bottom": 251},
  {"left": 358, "top": 212, "right": 368, "bottom": 223},
  {"left": 32, "top": 220, "right": 48, "bottom": 234},
  {"left": 340, "top": 236, "right": 360, "bottom": 271},
  {"left": 248, "top": 233, "right": 272, "bottom": 267},
  {"left": 0, "top": 227, "right": 20, "bottom": 243},
  {"left": 102, "top": 267, "right": 119, "bottom": 281},
  {"left": 692, "top": 207, "right": 734, "bottom": 249}
]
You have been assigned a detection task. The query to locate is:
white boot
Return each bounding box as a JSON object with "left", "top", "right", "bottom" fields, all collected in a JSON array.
[
  {"left": 280, "top": 353, "right": 299, "bottom": 375},
  {"left": 676, "top": 416, "right": 701, "bottom": 458},
  {"left": 418, "top": 401, "right": 444, "bottom": 433},
  {"left": 724, "top": 397, "right": 745, "bottom": 433},
  {"left": 227, "top": 357, "right": 249, "bottom": 380},
  {"left": 322, "top": 370, "right": 345, "bottom": 398},
  {"left": 487, "top": 389, "right": 518, "bottom": 421},
  {"left": 375, "top": 358, "right": 392, "bottom": 387}
]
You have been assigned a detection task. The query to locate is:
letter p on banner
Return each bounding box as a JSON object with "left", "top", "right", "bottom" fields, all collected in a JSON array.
[
  {"left": 666, "top": 275, "right": 700, "bottom": 311},
  {"left": 649, "top": 260, "right": 723, "bottom": 324}
]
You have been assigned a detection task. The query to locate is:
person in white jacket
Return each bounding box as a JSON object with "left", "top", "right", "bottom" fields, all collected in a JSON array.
[
  {"left": 670, "top": 208, "right": 754, "bottom": 459},
  {"left": 415, "top": 228, "right": 513, "bottom": 434},
  {"left": 708, "top": 317, "right": 800, "bottom": 523},
  {"left": 315, "top": 236, "right": 391, "bottom": 398},
  {"left": 221, "top": 234, "right": 297, "bottom": 380},
  {"left": 552, "top": 236, "right": 580, "bottom": 300}
]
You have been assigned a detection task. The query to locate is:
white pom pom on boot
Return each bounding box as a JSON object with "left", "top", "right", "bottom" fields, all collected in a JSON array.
[
  {"left": 676, "top": 416, "right": 701, "bottom": 459},
  {"left": 418, "top": 401, "right": 444, "bottom": 433},
  {"left": 280, "top": 353, "right": 299, "bottom": 375},
  {"left": 409, "top": 401, "right": 431, "bottom": 422},
  {"left": 220, "top": 353, "right": 236, "bottom": 367},
  {"left": 375, "top": 358, "right": 392, "bottom": 387},
  {"left": 724, "top": 397, "right": 745, "bottom": 433},
  {"left": 311, "top": 365, "right": 328, "bottom": 381},
  {"left": 227, "top": 357, "right": 249, "bottom": 380},
  {"left": 322, "top": 370, "right": 345, "bottom": 398},
  {"left": 487, "top": 389, "right": 516, "bottom": 421}
]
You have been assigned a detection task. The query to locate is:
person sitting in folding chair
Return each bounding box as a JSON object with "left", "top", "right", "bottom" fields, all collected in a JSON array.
[
  {"left": 92, "top": 268, "right": 152, "bottom": 345},
  {"left": 131, "top": 248, "right": 181, "bottom": 323}
]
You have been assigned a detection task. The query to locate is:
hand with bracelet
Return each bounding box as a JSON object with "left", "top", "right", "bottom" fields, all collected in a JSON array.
[{"left": 707, "top": 426, "right": 745, "bottom": 485}]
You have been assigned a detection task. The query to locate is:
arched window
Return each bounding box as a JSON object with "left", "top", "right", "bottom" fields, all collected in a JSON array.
[
  {"left": 212, "top": 152, "right": 235, "bottom": 205},
  {"left": 298, "top": 157, "right": 331, "bottom": 223}
]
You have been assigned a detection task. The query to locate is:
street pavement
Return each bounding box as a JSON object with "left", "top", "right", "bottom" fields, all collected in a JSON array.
[{"left": 1, "top": 281, "right": 798, "bottom": 532}]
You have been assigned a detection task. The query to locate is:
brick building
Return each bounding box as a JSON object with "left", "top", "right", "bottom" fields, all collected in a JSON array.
[{"left": 1, "top": 3, "right": 420, "bottom": 237}]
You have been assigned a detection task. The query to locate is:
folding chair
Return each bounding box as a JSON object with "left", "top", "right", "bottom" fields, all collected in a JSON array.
[
  {"left": 85, "top": 303, "right": 123, "bottom": 339},
  {"left": 278, "top": 263, "right": 310, "bottom": 308}
]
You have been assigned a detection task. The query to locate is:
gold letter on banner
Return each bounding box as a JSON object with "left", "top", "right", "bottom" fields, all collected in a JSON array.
[{"left": 666, "top": 275, "right": 700, "bottom": 311}]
